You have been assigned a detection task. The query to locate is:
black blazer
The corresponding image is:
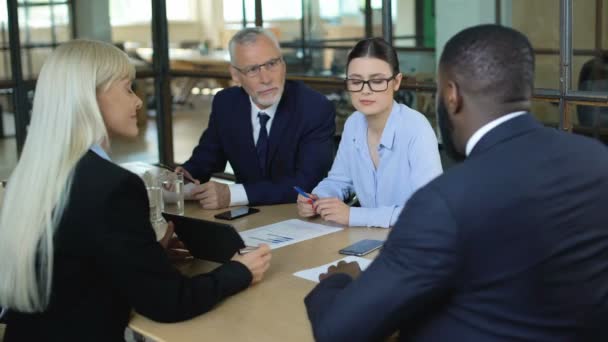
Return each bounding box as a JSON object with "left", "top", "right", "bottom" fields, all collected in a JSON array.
[
  {"left": 182, "top": 80, "right": 336, "bottom": 205},
  {"left": 305, "top": 114, "right": 608, "bottom": 341},
  {"left": 4, "top": 151, "right": 252, "bottom": 342}
]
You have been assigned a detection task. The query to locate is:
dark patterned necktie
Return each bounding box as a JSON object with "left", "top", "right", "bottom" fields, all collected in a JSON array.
[{"left": 256, "top": 112, "right": 270, "bottom": 176}]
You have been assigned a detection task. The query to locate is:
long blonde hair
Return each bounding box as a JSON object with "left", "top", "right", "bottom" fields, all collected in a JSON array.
[{"left": 0, "top": 40, "right": 135, "bottom": 312}]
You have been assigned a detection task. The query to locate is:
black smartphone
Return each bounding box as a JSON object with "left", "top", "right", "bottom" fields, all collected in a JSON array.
[
  {"left": 214, "top": 207, "right": 260, "bottom": 220},
  {"left": 339, "top": 239, "right": 384, "bottom": 256}
]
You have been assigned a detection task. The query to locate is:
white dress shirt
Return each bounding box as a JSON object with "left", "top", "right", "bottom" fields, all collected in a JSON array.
[
  {"left": 465, "top": 111, "right": 527, "bottom": 156},
  {"left": 228, "top": 97, "right": 280, "bottom": 206}
]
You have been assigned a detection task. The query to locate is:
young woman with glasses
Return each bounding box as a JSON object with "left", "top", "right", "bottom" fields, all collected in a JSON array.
[{"left": 297, "top": 38, "right": 443, "bottom": 228}]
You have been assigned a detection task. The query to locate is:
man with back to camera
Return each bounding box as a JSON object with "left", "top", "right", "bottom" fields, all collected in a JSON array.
[
  {"left": 304, "top": 24, "right": 608, "bottom": 341},
  {"left": 176, "top": 27, "right": 336, "bottom": 209}
]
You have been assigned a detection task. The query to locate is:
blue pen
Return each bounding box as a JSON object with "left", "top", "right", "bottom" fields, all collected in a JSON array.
[{"left": 293, "top": 186, "right": 315, "bottom": 203}]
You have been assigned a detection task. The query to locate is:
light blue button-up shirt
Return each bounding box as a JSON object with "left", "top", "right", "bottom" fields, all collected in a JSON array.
[
  {"left": 312, "top": 102, "right": 443, "bottom": 228},
  {"left": 90, "top": 144, "right": 111, "bottom": 161}
]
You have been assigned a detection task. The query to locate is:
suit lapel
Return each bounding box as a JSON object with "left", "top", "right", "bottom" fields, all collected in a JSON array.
[
  {"left": 267, "top": 82, "right": 293, "bottom": 165},
  {"left": 469, "top": 113, "right": 542, "bottom": 157}
]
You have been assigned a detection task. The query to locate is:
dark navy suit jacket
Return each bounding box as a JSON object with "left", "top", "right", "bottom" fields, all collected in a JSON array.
[
  {"left": 305, "top": 114, "right": 608, "bottom": 341},
  {"left": 182, "top": 80, "right": 336, "bottom": 205}
]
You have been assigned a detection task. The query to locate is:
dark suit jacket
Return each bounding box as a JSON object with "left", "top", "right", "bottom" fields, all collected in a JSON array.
[
  {"left": 305, "top": 114, "right": 608, "bottom": 341},
  {"left": 182, "top": 80, "right": 336, "bottom": 205},
  {"left": 4, "top": 151, "right": 252, "bottom": 342}
]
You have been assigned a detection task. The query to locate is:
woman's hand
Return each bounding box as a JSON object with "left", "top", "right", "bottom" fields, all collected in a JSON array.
[
  {"left": 315, "top": 197, "right": 350, "bottom": 226},
  {"left": 159, "top": 222, "right": 193, "bottom": 262},
  {"left": 297, "top": 193, "right": 319, "bottom": 218},
  {"left": 231, "top": 244, "right": 272, "bottom": 285}
]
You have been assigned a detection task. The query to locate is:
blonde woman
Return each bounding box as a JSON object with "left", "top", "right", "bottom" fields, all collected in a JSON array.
[{"left": 0, "top": 40, "right": 270, "bottom": 341}]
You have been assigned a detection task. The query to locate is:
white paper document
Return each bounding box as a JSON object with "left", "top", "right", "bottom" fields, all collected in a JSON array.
[
  {"left": 293, "top": 256, "right": 373, "bottom": 283},
  {"left": 240, "top": 219, "right": 342, "bottom": 250}
]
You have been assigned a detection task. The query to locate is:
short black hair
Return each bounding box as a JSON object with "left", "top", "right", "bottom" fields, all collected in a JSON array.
[
  {"left": 347, "top": 37, "right": 400, "bottom": 75},
  {"left": 439, "top": 24, "right": 535, "bottom": 104}
]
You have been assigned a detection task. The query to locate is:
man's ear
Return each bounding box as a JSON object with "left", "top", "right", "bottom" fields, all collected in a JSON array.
[
  {"left": 229, "top": 66, "right": 241, "bottom": 86},
  {"left": 446, "top": 80, "right": 463, "bottom": 116}
]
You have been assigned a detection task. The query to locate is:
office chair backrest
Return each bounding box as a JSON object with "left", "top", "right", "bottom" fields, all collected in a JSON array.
[{"left": 577, "top": 54, "right": 608, "bottom": 127}]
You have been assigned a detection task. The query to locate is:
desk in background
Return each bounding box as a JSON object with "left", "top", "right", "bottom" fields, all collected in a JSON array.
[
  {"left": 135, "top": 48, "right": 231, "bottom": 73},
  {"left": 135, "top": 47, "right": 232, "bottom": 106},
  {"left": 128, "top": 203, "right": 389, "bottom": 342}
]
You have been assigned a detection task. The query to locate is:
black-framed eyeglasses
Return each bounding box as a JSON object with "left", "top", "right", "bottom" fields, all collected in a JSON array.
[
  {"left": 344, "top": 75, "right": 397, "bottom": 92},
  {"left": 232, "top": 57, "right": 283, "bottom": 77}
]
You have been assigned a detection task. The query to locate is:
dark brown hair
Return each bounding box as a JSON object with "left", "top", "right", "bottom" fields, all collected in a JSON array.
[{"left": 346, "top": 37, "right": 400, "bottom": 76}]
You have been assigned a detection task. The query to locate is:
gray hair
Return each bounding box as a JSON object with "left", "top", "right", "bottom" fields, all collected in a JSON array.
[{"left": 228, "top": 27, "right": 281, "bottom": 62}]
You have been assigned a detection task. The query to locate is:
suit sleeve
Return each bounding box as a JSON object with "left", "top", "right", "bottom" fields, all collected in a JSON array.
[
  {"left": 181, "top": 99, "right": 228, "bottom": 182},
  {"left": 244, "top": 98, "right": 336, "bottom": 205},
  {"left": 304, "top": 185, "right": 462, "bottom": 341},
  {"left": 95, "top": 172, "right": 252, "bottom": 323}
]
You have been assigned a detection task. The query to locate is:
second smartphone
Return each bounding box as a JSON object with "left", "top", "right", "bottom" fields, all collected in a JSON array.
[{"left": 214, "top": 207, "right": 260, "bottom": 220}]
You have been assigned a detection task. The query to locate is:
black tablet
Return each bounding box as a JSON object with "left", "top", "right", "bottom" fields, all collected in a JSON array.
[{"left": 162, "top": 213, "right": 246, "bottom": 263}]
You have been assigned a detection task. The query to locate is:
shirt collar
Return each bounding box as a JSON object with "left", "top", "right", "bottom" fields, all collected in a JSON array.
[
  {"left": 465, "top": 111, "right": 527, "bottom": 156},
  {"left": 250, "top": 97, "right": 280, "bottom": 119},
  {"left": 378, "top": 101, "right": 399, "bottom": 150},
  {"left": 357, "top": 101, "right": 398, "bottom": 151},
  {"left": 90, "top": 144, "right": 111, "bottom": 161}
]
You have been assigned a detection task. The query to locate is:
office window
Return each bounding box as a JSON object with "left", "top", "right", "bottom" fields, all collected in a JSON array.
[
  {"left": 16, "top": 1, "right": 73, "bottom": 78},
  {"left": 571, "top": 0, "right": 608, "bottom": 132},
  {"left": 231, "top": 0, "right": 308, "bottom": 22},
  {"left": 17, "top": 3, "right": 69, "bottom": 28},
  {"left": 224, "top": 0, "right": 304, "bottom": 23},
  {"left": 223, "top": 0, "right": 255, "bottom": 24},
  {"left": 0, "top": 1, "right": 10, "bottom": 81},
  {"left": 261, "top": 0, "right": 302, "bottom": 20},
  {"left": 319, "top": 0, "right": 398, "bottom": 19},
  {"left": 572, "top": 0, "right": 607, "bottom": 91},
  {"left": 320, "top": 0, "right": 361, "bottom": 19},
  {"left": 110, "top": 0, "right": 196, "bottom": 26},
  {"left": 510, "top": 0, "right": 560, "bottom": 91},
  {"left": 0, "top": 0, "right": 13, "bottom": 181},
  {"left": 392, "top": 0, "right": 416, "bottom": 47}
]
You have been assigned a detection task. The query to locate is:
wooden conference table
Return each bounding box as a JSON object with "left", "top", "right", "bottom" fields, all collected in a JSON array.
[{"left": 128, "top": 203, "right": 391, "bottom": 342}]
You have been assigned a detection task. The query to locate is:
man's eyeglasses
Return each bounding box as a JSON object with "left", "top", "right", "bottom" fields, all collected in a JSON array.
[
  {"left": 344, "top": 75, "right": 397, "bottom": 92},
  {"left": 232, "top": 57, "right": 283, "bottom": 78}
]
